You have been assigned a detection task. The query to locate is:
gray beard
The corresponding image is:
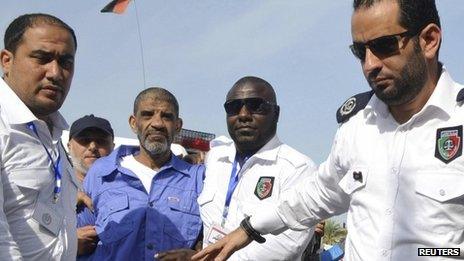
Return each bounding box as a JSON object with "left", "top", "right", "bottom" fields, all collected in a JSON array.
[
  {"left": 141, "top": 136, "right": 169, "bottom": 157},
  {"left": 70, "top": 156, "right": 89, "bottom": 175}
]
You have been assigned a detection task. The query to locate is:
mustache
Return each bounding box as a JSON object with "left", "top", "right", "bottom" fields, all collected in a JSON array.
[
  {"left": 367, "top": 70, "right": 381, "bottom": 83},
  {"left": 235, "top": 124, "right": 256, "bottom": 130},
  {"left": 39, "top": 83, "right": 64, "bottom": 92},
  {"left": 145, "top": 129, "right": 168, "bottom": 137},
  {"left": 84, "top": 152, "right": 101, "bottom": 158}
]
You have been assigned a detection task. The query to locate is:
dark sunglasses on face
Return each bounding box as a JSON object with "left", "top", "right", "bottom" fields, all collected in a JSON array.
[
  {"left": 224, "top": 97, "right": 276, "bottom": 115},
  {"left": 75, "top": 136, "right": 112, "bottom": 146},
  {"left": 349, "top": 30, "right": 416, "bottom": 61}
]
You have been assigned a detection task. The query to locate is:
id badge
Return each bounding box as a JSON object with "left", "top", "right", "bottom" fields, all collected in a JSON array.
[
  {"left": 32, "top": 201, "right": 63, "bottom": 236},
  {"left": 205, "top": 224, "right": 229, "bottom": 246}
]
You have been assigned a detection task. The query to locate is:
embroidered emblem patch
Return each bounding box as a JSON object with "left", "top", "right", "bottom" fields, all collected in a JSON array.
[
  {"left": 339, "top": 97, "right": 357, "bottom": 116},
  {"left": 254, "top": 176, "right": 274, "bottom": 200},
  {"left": 435, "top": 125, "right": 462, "bottom": 164}
]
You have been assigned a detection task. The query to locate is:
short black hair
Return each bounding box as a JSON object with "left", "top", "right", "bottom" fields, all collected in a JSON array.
[
  {"left": 4, "top": 13, "right": 77, "bottom": 53},
  {"left": 133, "top": 87, "right": 180, "bottom": 117},
  {"left": 353, "top": 0, "right": 440, "bottom": 34},
  {"left": 229, "top": 76, "right": 277, "bottom": 103}
]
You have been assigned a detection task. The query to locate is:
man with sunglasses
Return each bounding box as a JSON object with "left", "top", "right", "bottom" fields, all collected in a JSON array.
[
  {"left": 194, "top": 1, "right": 464, "bottom": 260},
  {"left": 197, "top": 76, "right": 317, "bottom": 260}
]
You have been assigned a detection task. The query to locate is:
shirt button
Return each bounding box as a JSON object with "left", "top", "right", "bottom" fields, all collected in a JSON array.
[
  {"left": 439, "top": 189, "right": 446, "bottom": 196},
  {"left": 146, "top": 243, "right": 154, "bottom": 250},
  {"left": 42, "top": 213, "right": 52, "bottom": 225},
  {"left": 385, "top": 208, "right": 392, "bottom": 215},
  {"left": 391, "top": 167, "right": 398, "bottom": 174},
  {"left": 381, "top": 249, "right": 388, "bottom": 256},
  {"left": 149, "top": 202, "right": 154, "bottom": 207}
]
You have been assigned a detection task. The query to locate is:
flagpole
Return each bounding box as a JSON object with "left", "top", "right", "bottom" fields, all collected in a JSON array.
[{"left": 133, "top": 0, "right": 147, "bottom": 88}]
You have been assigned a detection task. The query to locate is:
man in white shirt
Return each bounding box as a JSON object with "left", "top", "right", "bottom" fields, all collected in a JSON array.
[
  {"left": 194, "top": 1, "right": 464, "bottom": 260},
  {"left": 0, "top": 13, "right": 79, "bottom": 260},
  {"left": 197, "top": 76, "right": 317, "bottom": 260}
]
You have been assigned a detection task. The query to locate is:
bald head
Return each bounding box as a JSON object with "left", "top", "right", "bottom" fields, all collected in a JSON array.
[
  {"left": 226, "top": 76, "right": 277, "bottom": 103},
  {"left": 133, "top": 87, "right": 179, "bottom": 117},
  {"left": 225, "top": 76, "right": 280, "bottom": 155}
]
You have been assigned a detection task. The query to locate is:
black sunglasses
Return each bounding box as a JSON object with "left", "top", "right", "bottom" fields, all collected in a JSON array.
[
  {"left": 349, "top": 30, "right": 416, "bottom": 61},
  {"left": 224, "top": 98, "right": 276, "bottom": 115}
]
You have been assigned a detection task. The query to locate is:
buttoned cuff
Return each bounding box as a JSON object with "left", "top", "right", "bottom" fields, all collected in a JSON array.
[{"left": 249, "top": 206, "right": 286, "bottom": 235}]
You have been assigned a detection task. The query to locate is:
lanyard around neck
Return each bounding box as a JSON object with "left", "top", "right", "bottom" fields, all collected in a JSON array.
[
  {"left": 221, "top": 154, "right": 249, "bottom": 227},
  {"left": 26, "top": 122, "right": 62, "bottom": 202}
]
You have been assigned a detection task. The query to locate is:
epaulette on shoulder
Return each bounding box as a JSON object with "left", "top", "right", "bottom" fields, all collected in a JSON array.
[
  {"left": 456, "top": 89, "right": 464, "bottom": 102},
  {"left": 336, "top": 90, "right": 374, "bottom": 124}
]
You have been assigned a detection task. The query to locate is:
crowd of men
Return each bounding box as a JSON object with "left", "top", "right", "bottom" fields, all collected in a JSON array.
[{"left": 1, "top": 0, "right": 463, "bottom": 260}]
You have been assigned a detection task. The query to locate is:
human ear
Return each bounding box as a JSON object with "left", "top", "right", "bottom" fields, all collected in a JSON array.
[
  {"left": 419, "top": 23, "right": 441, "bottom": 60},
  {"left": 129, "top": 115, "right": 138, "bottom": 134},
  {"left": 0, "top": 49, "right": 13, "bottom": 76},
  {"left": 175, "top": 118, "right": 183, "bottom": 133},
  {"left": 274, "top": 105, "right": 280, "bottom": 123}
]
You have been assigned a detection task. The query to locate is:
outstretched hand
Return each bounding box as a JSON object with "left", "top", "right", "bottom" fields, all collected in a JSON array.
[{"left": 191, "top": 227, "right": 252, "bottom": 261}]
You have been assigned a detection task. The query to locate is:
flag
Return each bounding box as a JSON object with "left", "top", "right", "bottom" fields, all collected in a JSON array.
[{"left": 101, "top": 0, "right": 132, "bottom": 14}]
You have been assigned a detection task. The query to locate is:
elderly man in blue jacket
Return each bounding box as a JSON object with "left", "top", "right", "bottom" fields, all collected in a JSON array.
[{"left": 78, "top": 87, "right": 204, "bottom": 261}]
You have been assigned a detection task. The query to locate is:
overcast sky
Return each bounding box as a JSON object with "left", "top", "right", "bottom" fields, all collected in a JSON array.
[{"left": 2, "top": 1, "right": 464, "bottom": 163}]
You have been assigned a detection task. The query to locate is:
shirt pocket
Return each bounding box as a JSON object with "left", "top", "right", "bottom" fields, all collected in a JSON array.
[
  {"left": 96, "top": 193, "right": 134, "bottom": 244},
  {"left": 414, "top": 170, "right": 464, "bottom": 234},
  {"left": 163, "top": 198, "right": 202, "bottom": 248},
  {"left": 3, "top": 167, "right": 53, "bottom": 211},
  {"left": 8, "top": 167, "right": 53, "bottom": 191},
  {"left": 197, "top": 189, "right": 216, "bottom": 225},
  {"left": 415, "top": 170, "right": 464, "bottom": 202},
  {"left": 338, "top": 166, "right": 369, "bottom": 228},
  {"left": 197, "top": 189, "right": 215, "bottom": 206}
]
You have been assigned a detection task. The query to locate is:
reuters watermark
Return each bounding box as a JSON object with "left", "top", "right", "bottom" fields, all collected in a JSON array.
[{"left": 418, "top": 248, "right": 460, "bottom": 257}]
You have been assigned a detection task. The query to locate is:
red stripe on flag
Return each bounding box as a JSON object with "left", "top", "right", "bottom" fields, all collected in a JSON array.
[
  {"left": 113, "top": 0, "right": 131, "bottom": 14},
  {"left": 101, "top": 0, "right": 131, "bottom": 14}
]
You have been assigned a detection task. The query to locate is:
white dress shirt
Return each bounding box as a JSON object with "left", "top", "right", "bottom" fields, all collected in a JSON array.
[
  {"left": 199, "top": 135, "right": 316, "bottom": 260},
  {"left": 0, "top": 78, "right": 79, "bottom": 260},
  {"left": 250, "top": 68, "right": 464, "bottom": 260}
]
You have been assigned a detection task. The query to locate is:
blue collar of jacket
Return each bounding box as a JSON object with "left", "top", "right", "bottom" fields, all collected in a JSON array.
[{"left": 96, "top": 145, "right": 193, "bottom": 178}]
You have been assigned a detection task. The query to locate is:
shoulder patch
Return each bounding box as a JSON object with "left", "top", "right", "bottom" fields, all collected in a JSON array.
[
  {"left": 456, "top": 89, "right": 464, "bottom": 102},
  {"left": 336, "top": 90, "right": 374, "bottom": 124}
]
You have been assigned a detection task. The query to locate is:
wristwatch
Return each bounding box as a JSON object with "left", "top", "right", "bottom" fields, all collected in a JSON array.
[{"left": 240, "top": 216, "right": 266, "bottom": 243}]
